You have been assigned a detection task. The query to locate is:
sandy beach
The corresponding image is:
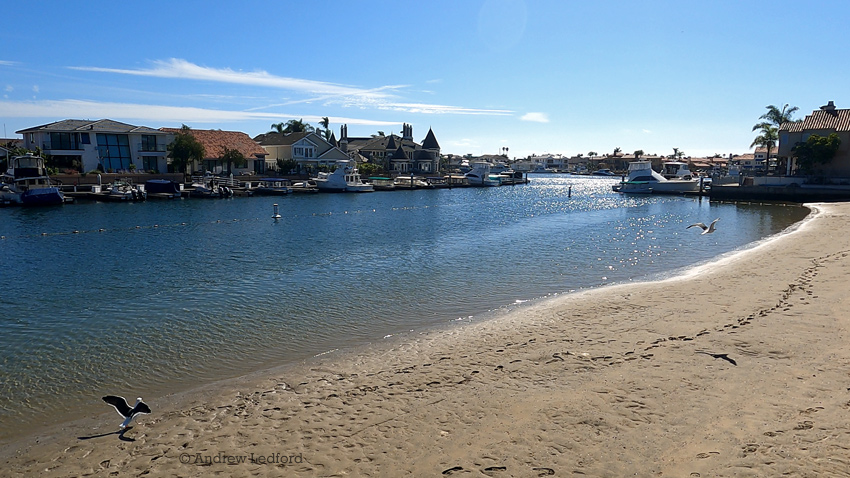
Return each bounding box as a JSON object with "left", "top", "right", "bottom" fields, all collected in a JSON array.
[{"left": 4, "top": 201, "right": 850, "bottom": 477}]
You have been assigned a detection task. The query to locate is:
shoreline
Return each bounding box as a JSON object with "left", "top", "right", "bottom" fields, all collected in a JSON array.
[{"left": 6, "top": 202, "right": 850, "bottom": 476}]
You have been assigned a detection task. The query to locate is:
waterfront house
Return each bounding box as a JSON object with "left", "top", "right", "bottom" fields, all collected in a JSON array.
[
  {"left": 16, "top": 119, "right": 169, "bottom": 173},
  {"left": 160, "top": 127, "right": 268, "bottom": 175},
  {"left": 778, "top": 101, "right": 850, "bottom": 176},
  {"left": 339, "top": 123, "right": 441, "bottom": 175},
  {"left": 753, "top": 146, "right": 777, "bottom": 166},
  {"left": 253, "top": 130, "right": 349, "bottom": 173}
]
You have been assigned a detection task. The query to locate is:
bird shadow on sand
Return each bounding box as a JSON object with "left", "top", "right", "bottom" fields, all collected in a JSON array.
[{"left": 77, "top": 426, "right": 135, "bottom": 442}]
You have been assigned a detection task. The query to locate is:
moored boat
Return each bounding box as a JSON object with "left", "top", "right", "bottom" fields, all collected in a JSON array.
[
  {"left": 1, "top": 154, "right": 65, "bottom": 206},
  {"left": 253, "top": 178, "right": 292, "bottom": 196},
  {"left": 313, "top": 160, "right": 374, "bottom": 192},
  {"left": 145, "top": 179, "right": 183, "bottom": 199},
  {"left": 613, "top": 160, "right": 700, "bottom": 194}
]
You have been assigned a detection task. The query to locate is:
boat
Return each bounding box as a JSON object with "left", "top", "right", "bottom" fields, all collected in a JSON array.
[
  {"left": 613, "top": 160, "right": 700, "bottom": 194},
  {"left": 0, "top": 154, "right": 65, "bottom": 206},
  {"left": 313, "top": 160, "right": 374, "bottom": 192},
  {"left": 189, "top": 175, "right": 234, "bottom": 198},
  {"left": 90, "top": 178, "right": 146, "bottom": 202},
  {"left": 253, "top": 178, "right": 292, "bottom": 196},
  {"left": 463, "top": 162, "right": 501, "bottom": 186},
  {"left": 393, "top": 175, "right": 434, "bottom": 189},
  {"left": 145, "top": 179, "right": 183, "bottom": 199},
  {"left": 290, "top": 179, "right": 319, "bottom": 193},
  {"left": 591, "top": 169, "right": 617, "bottom": 176},
  {"left": 368, "top": 177, "right": 396, "bottom": 191}
]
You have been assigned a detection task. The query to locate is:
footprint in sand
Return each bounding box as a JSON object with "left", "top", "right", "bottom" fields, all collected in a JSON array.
[
  {"left": 532, "top": 467, "right": 555, "bottom": 476},
  {"left": 442, "top": 466, "right": 464, "bottom": 475},
  {"left": 482, "top": 465, "right": 507, "bottom": 476}
]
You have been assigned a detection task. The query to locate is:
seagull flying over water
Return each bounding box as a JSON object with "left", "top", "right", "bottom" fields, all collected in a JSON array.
[
  {"left": 102, "top": 396, "right": 151, "bottom": 428},
  {"left": 687, "top": 218, "right": 719, "bottom": 234}
]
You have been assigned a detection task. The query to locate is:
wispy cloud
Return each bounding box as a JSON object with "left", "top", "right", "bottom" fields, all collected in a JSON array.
[
  {"left": 520, "top": 112, "right": 549, "bottom": 123},
  {"left": 69, "top": 58, "right": 512, "bottom": 117},
  {"left": 376, "top": 102, "right": 513, "bottom": 116},
  {"left": 0, "top": 60, "right": 17, "bottom": 66},
  {"left": 0, "top": 99, "right": 398, "bottom": 126},
  {"left": 642, "top": 129, "right": 652, "bottom": 134}
]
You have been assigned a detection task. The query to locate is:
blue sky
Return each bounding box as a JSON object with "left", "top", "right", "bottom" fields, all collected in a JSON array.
[{"left": 1, "top": 0, "right": 848, "bottom": 159}]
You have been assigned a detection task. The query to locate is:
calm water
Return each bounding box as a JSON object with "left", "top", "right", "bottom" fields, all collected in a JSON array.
[{"left": 0, "top": 175, "right": 808, "bottom": 440}]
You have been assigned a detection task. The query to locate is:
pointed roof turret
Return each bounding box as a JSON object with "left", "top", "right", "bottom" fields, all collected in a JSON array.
[
  {"left": 391, "top": 144, "right": 407, "bottom": 160},
  {"left": 386, "top": 134, "right": 397, "bottom": 150},
  {"left": 421, "top": 127, "right": 440, "bottom": 150},
  {"left": 329, "top": 131, "right": 338, "bottom": 147}
]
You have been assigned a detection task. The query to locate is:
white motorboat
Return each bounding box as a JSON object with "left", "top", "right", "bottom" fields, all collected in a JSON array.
[
  {"left": 613, "top": 160, "right": 700, "bottom": 194},
  {"left": 1, "top": 154, "right": 65, "bottom": 206},
  {"left": 313, "top": 160, "right": 374, "bottom": 192},
  {"left": 463, "top": 161, "right": 501, "bottom": 186},
  {"left": 90, "top": 179, "right": 146, "bottom": 201}
]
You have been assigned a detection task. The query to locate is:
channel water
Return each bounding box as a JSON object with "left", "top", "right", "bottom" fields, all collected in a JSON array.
[{"left": 0, "top": 175, "right": 809, "bottom": 441}]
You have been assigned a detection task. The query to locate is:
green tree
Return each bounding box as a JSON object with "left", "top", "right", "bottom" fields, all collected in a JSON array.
[
  {"left": 319, "top": 117, "right": 331, "bottom": 141},
  {"left": 753, "top": 103, "right": 800, "bottom": 131},
  {"left": 276, "top": 158, "right": 298, "bottom": 174},
  {"left": 634, "top": 149, "right": 644, "bottom": 160},
  {"left": 588, "top": 151, "right": 597, "bottom": 157},
  {"left": 269, "top": 119, "right": 315, "bottom": 135},
  {"left": 221, "top": 147, "right": 246, "bottom": 175},
  {"left": 750, "top": 126, "right": 778, "bottom": 170},
  {"left": 167, "top": 125, "right": 205, "bottom": 174},
  {"left": 792, "top": 133, "right": 841, "bottom": 174},
  {"left": 357, "top": 162, "right": 383, "bottom": 177}
]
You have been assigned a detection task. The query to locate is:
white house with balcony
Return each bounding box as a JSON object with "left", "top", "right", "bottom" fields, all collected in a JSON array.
[{"left": 16, "top": 119, "right": 169, "bottom": 173}]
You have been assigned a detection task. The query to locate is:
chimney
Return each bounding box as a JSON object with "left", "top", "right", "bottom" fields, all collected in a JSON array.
[{"left": 821, "top": 100, "right": 837, "bottom": 114}]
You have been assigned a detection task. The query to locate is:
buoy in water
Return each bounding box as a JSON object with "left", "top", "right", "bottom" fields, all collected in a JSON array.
[{"left": 272, "top": 203, "right": 281, "bottom": 219}]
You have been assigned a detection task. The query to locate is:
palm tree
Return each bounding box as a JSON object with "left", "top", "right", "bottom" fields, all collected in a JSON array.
[
  {"left": 753, "top": 104, "right": 800, "bottom": 131},
  {"left": 319, "top": 117, "right": 331, "bottom": 141},
  {"left": 269, "top": 119, "right": 314, "bottom": 135},
  {"left": 752, "top": 104, "right": 800, "bottom": 175},
  {"left": 750, "top": 125, "right": 778, "bottom": 170}
]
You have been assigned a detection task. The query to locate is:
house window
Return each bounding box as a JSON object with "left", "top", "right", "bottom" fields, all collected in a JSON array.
[
  {"left": 49, "top": 132, "right": 83, "bottom": 150},
  {"left": 142, "top": 157, "right": 158, "bottom": 171},
  {"left": 141, "top": 135, "right": 158, "bottom": 152},
  {"left": 96, "top": 133, "right": 132, "bottom": 170}
]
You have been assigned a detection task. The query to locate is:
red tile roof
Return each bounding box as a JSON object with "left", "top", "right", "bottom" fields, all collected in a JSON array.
[
  {"left": 160, "top": 128, "right": 267, "bottom": 160},
  {"left": 780, "top": 108, "right": 850, "bottom": 133}
]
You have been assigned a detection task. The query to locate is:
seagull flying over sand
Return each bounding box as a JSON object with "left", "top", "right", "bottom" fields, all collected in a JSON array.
[
  {"left": 687, "top": 218, "right": 719, "bottom": 234},
  {"left": 102, "top": 396, "right": 151, "bottom": 428}
]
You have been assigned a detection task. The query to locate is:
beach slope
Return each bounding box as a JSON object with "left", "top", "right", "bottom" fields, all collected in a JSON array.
[{"left": 4, "top": 202, "right": 850, "bottom": 477}]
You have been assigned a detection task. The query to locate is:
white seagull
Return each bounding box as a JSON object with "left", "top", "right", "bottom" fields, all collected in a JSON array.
[
  {"left": 102, "top": 395, "right": 152, "bottom": 428},
  {"left": 687, "top": 218, "right": 719, "bottom": 234}
]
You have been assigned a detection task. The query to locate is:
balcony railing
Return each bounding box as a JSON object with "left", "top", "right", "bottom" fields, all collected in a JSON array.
[
  {"left": 138, "top": 143, "right": 167, "bottom": 153},
  {"left": 41, "top": 142, "right": 84, "bottom": 151}
]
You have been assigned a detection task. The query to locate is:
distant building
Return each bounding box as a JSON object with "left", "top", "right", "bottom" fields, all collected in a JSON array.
[
  {"left": 779, "top": 101, "right": 850, "bottom": 176},
  {"left": 339, "top": 123, "right": 441, "bottom": 174},
  {"left": 253, "top": 131, "right": 349, "bottom": 172},
  {"left": 1, "top": 138, "right": 23, "bottom": 164},
  {"left": 160, "top": 127, "right": 268, "bottom": 175},
  {"left": 17, "top": 119, "right": 169, "bottom": 173}
]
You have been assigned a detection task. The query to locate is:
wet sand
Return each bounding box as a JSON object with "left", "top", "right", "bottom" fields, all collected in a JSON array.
[{"left": 4, "top": 202, "right": 850, "bottom": 477}]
